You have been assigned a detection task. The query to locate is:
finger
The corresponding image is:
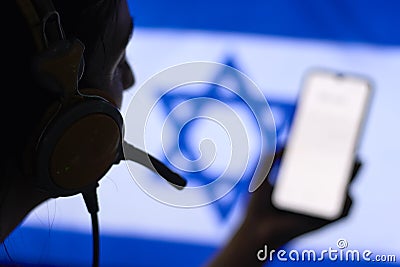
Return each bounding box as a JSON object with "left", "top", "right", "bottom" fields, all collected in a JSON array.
[
  {"left": 280, "top": 194, "right": 353, "bottom": 226},
  {"left": 273, "top": 146, "right": 285, "bottom": 162},
  {"left": 341, "top": 195, "right": 353, "bottom": 218},
  {"left": 248, "top": 147, "right": 285, "bottom": 193},
  {"left": 250, "top": 150, "right": 288, "bottom": 205},
  {"left": 302, "top": 195, "right": 353, "bottom": 223},
  {"left": 273, "top": 210, "right": 332, "bottom": 237},
  {"left": 350, "top": 157, "right": 363, "bottom": 182},
  {"left": 250, "top": 171, "right": 274, "bottom": 207}
]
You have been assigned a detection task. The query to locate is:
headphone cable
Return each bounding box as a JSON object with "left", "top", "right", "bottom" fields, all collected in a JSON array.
[{"left": 82, "top": 184, "right": 100, "bottom": 267}]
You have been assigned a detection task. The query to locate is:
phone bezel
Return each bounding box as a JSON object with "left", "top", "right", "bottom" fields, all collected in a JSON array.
[{"left": 271, "top": 67, "right": 374, "bottom": 220}]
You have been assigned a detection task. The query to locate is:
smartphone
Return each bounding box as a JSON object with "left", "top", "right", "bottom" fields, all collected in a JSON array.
[{"left": 271, "top": 68, "right": 373, "bottom": 220}]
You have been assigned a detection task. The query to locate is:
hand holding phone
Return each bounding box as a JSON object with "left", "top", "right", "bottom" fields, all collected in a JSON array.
[{"left": 271, "top": 68, "right": 372, "bottom": 220}]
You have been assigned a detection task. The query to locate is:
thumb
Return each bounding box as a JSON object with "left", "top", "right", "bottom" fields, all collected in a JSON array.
[{"left": 248, "top": 148, "right": 285, "bottom": 194}]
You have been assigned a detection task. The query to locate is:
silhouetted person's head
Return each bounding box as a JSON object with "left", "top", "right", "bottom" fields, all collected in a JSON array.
[{"left": 1, "top": 0, "right": 134, "bottom": 241}]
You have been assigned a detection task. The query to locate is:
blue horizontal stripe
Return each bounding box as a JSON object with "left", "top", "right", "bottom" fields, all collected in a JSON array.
[
  {"left": 1, "top": 226, "right": 217, "bottom": 267},
  {"left": 1, "top": 226, "right": 399, "bottom": 267},
  {"left": 128, "top": 0, "right": 400, "bottom": 46}
]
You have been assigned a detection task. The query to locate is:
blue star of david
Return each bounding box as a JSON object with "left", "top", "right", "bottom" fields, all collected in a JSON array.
[{"left": 157, "top": 56, "right": 296, "bottom": 221}]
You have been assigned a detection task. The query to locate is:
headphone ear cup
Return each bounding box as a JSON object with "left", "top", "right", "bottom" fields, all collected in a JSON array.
[
  {"left": 31, "top": 95, "right": 124, "bottom": 197},
  {"left": 17, "top": 0, "right": 124, "bottom": 198},
  {"left": 48, "top": 110, "right": 121, "bottom": 190},
  {"left": 22, "top": 100, "right": 63, "bottom": 178}
]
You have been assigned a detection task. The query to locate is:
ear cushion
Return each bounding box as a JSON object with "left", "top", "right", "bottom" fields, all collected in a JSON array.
[
  {"left": 50, "top": 112, "right": 120, "bottom": 190},
  {"left": 34, "top": 97, "right": 124, "bottom": 197},
  {"left": 22, "top": 100, "right": 63, "bottom": 178}
]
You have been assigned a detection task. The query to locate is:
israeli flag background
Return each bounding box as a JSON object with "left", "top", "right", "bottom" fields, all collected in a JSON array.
[{"left": 2, "top": 0, "right": 400, "bottom": 266}]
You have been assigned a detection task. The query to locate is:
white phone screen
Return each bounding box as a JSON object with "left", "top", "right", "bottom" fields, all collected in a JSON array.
[{"left": 271, "top": 69, "right": 372, "bottom": 220}]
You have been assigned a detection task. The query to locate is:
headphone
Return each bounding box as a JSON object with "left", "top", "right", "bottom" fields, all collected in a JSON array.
[
  {"left": 16, "top": 0, "right": 124, "bottom": 198},
  {"left": 14, "top": 2, "right": 185, "bottom": 265}
]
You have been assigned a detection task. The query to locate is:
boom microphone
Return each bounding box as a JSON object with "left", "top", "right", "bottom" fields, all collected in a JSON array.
[{"left": 121, "top": 141, "right": 187, "bottom": 189}]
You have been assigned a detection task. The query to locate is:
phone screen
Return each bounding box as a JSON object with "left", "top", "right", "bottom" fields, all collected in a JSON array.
[{"left": 271, "top": 69, "right": 372, "bottom": 220}]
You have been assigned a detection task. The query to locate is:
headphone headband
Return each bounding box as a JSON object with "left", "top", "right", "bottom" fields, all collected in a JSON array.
[
  {"left": 16, "top": 0, "right": 185, "bottom": 197},
  {"left": 16, "top": 0, "right": 124, "bottom": 197}
]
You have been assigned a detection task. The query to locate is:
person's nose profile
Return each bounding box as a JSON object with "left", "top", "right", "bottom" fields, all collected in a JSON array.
[{"left": 122, "top": 59, "right": 135, "bottom": 90}]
